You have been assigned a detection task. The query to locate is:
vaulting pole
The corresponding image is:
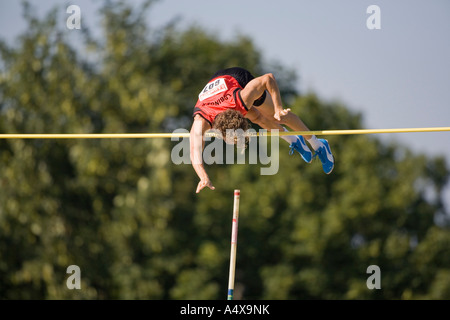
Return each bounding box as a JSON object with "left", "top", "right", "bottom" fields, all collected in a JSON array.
[{"left": 227, "top": 189, "right": 240, "bottom": 300}]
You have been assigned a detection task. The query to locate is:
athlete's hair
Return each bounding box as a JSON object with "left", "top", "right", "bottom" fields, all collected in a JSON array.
[{"left": 212, "top": 109, "right": 250, "bottom": 146}]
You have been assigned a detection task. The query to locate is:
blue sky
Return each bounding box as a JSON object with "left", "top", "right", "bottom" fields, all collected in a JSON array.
[{"left": 1, "top": 0, "right": 449, "bottom": 207}]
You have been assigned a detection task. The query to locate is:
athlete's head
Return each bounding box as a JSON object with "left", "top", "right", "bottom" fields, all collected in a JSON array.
[{"left": 212, "top": 109, "right": 250, "bottom": 145}]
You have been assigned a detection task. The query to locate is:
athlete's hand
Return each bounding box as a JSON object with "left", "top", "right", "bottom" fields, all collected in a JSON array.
[
  {"left": 274, "top": 108, "right": 290, "bottom": 121},
  {"left": 196, "top": 178, "right": 215, "bottom": 193}
]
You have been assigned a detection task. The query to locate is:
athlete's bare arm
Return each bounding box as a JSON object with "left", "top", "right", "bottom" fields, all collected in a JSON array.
[
  {"left": 239, "top": 73, "right": 290, "bottom": 121},
  {"left": 190, "top": 115, "right": 215, "bottom": 193}
]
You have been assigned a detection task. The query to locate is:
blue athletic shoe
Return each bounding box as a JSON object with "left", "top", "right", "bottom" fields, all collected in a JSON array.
[
  {"left": 313, "top": 139, "right": 334, "bottom": 174},
  {"left": 289, "top": 136, "right": 313, "bottom": 163}
]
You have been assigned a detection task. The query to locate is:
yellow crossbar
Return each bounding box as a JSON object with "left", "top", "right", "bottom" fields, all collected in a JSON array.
[{"left": 0, "top": 127, "right": 449, "bottom": 139}]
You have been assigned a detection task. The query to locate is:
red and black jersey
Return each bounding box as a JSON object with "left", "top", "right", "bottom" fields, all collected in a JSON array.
[{"left": 193, "top": 75, "right": 248, "bottom": 125}]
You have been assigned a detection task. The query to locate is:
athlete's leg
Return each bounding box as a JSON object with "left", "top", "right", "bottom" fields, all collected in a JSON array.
[
  {"left": 240, "top": 71, "right": 334, "bottom": 173},
  {"left": 245, "top": 107, "right": 282, "bottom": 131},
  {"left": 245, "top": 108, "right": 313, "bottom": 163},
  {"left": 254, "top": 92, "right": 313, "bottom": 140},
  {"left": 251, "top": 92, "right": 334, "bottom": 171},
  {"left": 245, "top": 108, "right": 292, "bottom": 141}
]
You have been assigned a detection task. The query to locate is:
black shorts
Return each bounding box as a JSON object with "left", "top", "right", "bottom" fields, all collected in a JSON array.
[{"left": 210, "top": 67, "right": 267, "bottom": 106}]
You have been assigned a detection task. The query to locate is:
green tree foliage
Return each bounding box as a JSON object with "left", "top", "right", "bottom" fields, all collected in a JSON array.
[{"left": 0, "top": 1, "right": 449, "bottom": 299}]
